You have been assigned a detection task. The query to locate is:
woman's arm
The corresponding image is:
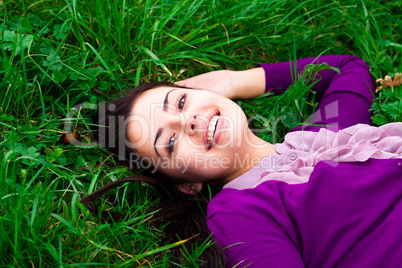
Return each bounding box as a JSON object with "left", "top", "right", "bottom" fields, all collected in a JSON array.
[
  {"left": 175, "top": 67, "right": 266, "bottom": 99},
  {"left": 260, "top": 55, "right": 375, "bottom": 131},
  {"left": 260, "top": 55, "right": 373, "bottom": 100},
  {"left": 266, "top": 55, "right": 375, "bottom": 131},
  {"left": 178, "top": 55, "right": 375, "bottom": 130}
]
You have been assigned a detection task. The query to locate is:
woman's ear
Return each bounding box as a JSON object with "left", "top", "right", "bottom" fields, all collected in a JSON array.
[{"left": 177, "top": 182, "right": 203, "bottom": 195}]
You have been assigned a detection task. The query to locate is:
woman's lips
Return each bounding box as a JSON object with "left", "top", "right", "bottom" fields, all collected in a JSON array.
[
  {"left": 212, "top": 114, "right": 223, "bottom": 147},
  {"left": 207, "top": 115, "right": 219, "bottom": 142},
  {"left": 205, "top": 111, "right": 221, "bottom": 151}
]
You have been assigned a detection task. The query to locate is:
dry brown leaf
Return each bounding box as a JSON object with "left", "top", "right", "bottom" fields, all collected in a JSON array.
[
  {"left": 59, "top": 130, "right": 82, "bottom": 145},
  {"left": 375, "top": 73, "right": 401, "bottom": 93}
]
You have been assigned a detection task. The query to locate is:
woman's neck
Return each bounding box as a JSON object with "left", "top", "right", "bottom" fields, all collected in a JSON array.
[{"left": 222, "top": 130, "right": 277, "bottom": 184}]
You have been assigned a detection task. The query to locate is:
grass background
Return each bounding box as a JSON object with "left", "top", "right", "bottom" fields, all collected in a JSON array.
[{"left": 0, "top": 0, "right": 401, "bottom": 266}]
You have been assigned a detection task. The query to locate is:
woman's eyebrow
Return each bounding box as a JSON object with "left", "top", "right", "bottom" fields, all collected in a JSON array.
[
  {"left": 154, "top": 128, "right": 162, "bottom": 158},
  {"left": 154, "top": 88, "right": 178, "bottom": 158},
  {"left": 163, "top": 88, "right": 178, "bottom": 111}
]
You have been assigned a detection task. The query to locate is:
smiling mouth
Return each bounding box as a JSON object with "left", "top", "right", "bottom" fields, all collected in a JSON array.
[{"left": 207, "top": 112, "right": 220, "bottom": 150}]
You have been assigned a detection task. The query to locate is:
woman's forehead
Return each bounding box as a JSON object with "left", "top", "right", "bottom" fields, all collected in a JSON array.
[
  {"left": 130, "top": 85, "right": 180, "bottom": 119},
  {"left": 127, "top": 86, "right": 174, "bottom": 154}
]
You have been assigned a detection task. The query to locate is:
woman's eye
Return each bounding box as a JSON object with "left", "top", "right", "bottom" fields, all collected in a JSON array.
[
  {"left": 167, "top": 134, "right": 175, "bottom": 154},
  {"left": 177, "top": 94, "right": 186, "bottom": 111}
]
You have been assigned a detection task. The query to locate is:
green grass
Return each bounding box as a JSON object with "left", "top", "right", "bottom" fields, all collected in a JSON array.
[{"left": 0, "top": 0, "right": 401, "bottom": 266}]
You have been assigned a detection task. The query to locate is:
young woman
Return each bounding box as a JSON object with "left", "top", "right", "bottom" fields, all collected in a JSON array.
[{"left": 83, "top": 55, "right": 402, "bottom": 267}]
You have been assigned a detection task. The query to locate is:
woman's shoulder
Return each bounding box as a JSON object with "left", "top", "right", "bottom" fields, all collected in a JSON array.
[{"left": 207, "top": 180, "right": 296, "bottom": 223}]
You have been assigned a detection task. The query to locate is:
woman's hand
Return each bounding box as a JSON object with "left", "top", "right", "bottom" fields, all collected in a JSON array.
[
  {"left": 175, "top": 70, "right": 237, "bottom": 99},
  {"left": 175, "top": 68, "right": 266, "bottom": 100}
]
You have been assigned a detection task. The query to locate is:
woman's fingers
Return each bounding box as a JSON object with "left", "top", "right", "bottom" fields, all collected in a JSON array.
[{"left": 174, "top": 80, "right": 185, "bottom": 86}]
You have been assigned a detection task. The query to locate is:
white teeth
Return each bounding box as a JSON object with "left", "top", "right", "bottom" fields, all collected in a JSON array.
[{"left": 207, "top": 115, "right": 219, "bottom": 142}]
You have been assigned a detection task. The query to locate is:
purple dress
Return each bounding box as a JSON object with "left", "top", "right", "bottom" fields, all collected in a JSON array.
[{"left": 206, "top": 55, "right": 402, "bottom": 267}]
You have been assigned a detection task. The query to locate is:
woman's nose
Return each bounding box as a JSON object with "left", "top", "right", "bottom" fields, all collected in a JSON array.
[
  {"left": 167, "top": 113, "right": 197, "bottom": 135},
  {"left": 186, "top": 115, "right": 197, "bottom": 136}
]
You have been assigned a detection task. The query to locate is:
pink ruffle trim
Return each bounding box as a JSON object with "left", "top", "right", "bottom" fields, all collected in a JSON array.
[{"left": 225, "top": 123, "right": 402, "bottom": 190}]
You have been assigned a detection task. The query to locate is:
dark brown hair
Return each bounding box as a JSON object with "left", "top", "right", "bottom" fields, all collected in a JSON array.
[{"left": 82, "top": 82, "right": 225, "bottom": 267}]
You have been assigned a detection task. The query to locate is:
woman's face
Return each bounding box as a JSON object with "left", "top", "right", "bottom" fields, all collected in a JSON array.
[{"left": 127, "top": 86, "right": 256, "bottom": 184}]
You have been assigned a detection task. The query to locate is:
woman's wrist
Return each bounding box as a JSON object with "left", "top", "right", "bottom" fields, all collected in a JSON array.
[{"left": 231, "top": 68, "right": 266, "bottom": 99}]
